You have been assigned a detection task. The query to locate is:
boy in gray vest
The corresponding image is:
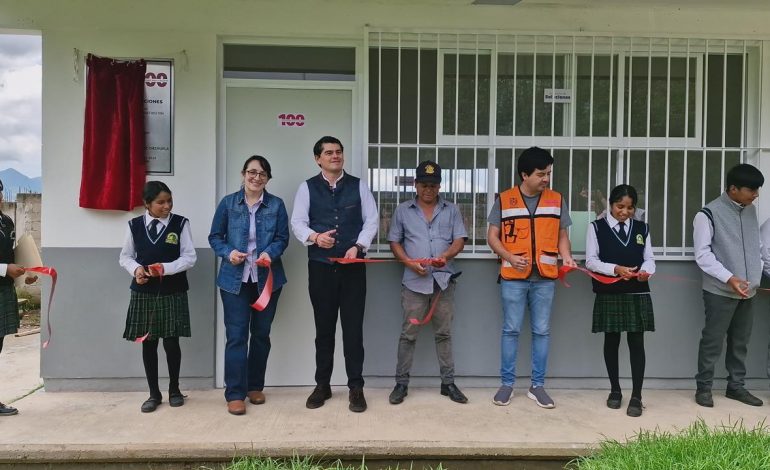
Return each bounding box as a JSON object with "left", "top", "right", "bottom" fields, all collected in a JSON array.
[{"left": 693, "top": 163, "right": 767, "bottom": 407}]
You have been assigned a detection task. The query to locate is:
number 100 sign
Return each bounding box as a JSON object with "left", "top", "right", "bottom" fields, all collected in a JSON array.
[{"left": 277, "top": 113, "right": 306, "bottom": 127}]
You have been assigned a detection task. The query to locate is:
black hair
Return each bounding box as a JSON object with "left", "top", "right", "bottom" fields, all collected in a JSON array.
[
  {"left": 608, "top": 184, "right": 638, "bottom": 207},
  {"left": 241, "top": 155, "right": 272, "bottom": 179},
  {"left": 143, "top": 181, "right": 172, "bottom": 204},
  {"left": 726, "top": 163, "right": 764, "bottom": 191},
  {"left": 313, "top": 136, "right": 344, "bottom": 157},
  {"left": 517, "top": 146, "right": 554, "bottom": 182}
]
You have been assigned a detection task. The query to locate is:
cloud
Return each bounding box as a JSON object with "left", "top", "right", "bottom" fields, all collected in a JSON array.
[{"left": 0, "top": 34, "right": 41, "bottom": 178}]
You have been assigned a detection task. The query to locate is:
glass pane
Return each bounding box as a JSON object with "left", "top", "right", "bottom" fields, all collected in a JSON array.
[
  {"left": 705, "top": 54, "right": 745, "bottom": 147},
  {"left": 575, "top": 55, "right": 618, "bottom": 137},
  {"left": 497, "top": 54, "right": 566, "bottom": 136},
  {"left": 223, "top": 45, "right": 355, "bottom": 77},
  {"left": 624, "top": 57, "right": 697, "bottom": 138},
  {"left": 369, "top": 48, "right": 438, "bottom": 144},
  {"left": 443, "top": 54, "right": 491, "bottom": 136},
  {"left": 435, "top": 148, "right": 489, "bottom": 248}
]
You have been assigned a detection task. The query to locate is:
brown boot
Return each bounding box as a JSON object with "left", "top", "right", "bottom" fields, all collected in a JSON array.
[
  {"left": 247, "top": 391, "right": 266, "bottom": 405},
  {"left": 227, "top": 400, "right": 246, "bottom": 415}
]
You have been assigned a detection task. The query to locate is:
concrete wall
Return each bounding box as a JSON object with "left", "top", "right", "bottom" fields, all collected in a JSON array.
[{"left": 0, "top": 0, "right": 769, "bottom": 390}]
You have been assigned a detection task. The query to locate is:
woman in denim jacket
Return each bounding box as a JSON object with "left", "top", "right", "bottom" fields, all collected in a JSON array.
[{"left": 208, "top": 155, "right": 289, "bottom": 415}]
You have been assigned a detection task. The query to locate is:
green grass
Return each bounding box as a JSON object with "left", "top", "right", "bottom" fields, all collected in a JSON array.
[
  {"left": 206, "top": 456, "right": 446, "bottom": 470},
  {"left": 570, "top": 419, "right": 770, "bottom": 469}
]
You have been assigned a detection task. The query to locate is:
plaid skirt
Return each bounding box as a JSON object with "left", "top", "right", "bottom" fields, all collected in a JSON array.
[
  {"left": 592, "top": 293, "right": 655, "bottom": 333},
  {"left": 122, "top": 291, "right": 191, "bottom": 341},
  {"left": 0, "top": 284, "right": 19, "bottom": 337}
]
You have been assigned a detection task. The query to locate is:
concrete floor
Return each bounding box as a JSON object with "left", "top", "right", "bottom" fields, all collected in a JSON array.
[{"left": 1, "top": 334, "right": 770, "bottom": 467}]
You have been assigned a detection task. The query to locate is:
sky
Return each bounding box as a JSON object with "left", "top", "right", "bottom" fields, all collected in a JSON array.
[{"left": 0, "top": 34, "right": 41, "bottom": 178}]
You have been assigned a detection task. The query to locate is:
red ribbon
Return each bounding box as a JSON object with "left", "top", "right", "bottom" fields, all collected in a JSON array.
[
  {"left": 25, "top": 266, "right": 57, "bottom": 349},
  {"left": 327, "top": 257, "right": 448, "bottom": 325},
  {"left": 328, "top": 257, "right": 438, "bottom": 266},
  {"left": 250, "top": 258, "right": 273, "bottom": 311},
  {"left": 408, "top": 290, "right": 442, "bottom": 326},
  {"left": 557, "top": 265, "right": 642, "bottom": 287}
]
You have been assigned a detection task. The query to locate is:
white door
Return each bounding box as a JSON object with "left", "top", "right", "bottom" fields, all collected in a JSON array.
[{"left": 218, "top": 84, "right": 354, "bottom": 386}]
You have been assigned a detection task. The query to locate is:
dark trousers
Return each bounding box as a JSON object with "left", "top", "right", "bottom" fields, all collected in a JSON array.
[
  {"left": 696, "top": 290, "right": 754, "bottom": 391},
  {"left": 221, "top": 282, "right": 282, "bottom": 401},
  {"left": 308, "top": 260, "right": 366, "bottom": 389}
]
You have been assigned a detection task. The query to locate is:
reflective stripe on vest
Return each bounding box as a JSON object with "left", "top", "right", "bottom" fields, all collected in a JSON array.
[{"left": 499, "top": 186, "right": 561, "bottom": 280}]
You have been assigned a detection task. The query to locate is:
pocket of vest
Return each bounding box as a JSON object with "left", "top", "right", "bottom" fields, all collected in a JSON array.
[{"left": 539, "top": 251, "right": 558, "bottom": 266}]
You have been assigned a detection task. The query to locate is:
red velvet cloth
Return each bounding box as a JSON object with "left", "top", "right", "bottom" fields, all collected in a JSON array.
[{"left": 79, "top": 55, "right": 147, "bottom": 210}]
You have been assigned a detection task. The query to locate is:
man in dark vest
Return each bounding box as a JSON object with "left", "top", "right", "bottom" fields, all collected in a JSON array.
[{"left": 290, "top": 136, "right": 378, "bottom": 413}]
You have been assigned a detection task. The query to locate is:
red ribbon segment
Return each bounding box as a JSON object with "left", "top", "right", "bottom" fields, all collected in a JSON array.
[
  {"left": 134, "top": 263, "right": 165, "bottom": 344},
  {"left": 25, "top": 266, "right": 57, "bottom": 349},
  {"left": 250, "top": 258, "right": 273, "bottom": 311},
  {"left": 557, "top": 265, "right": 639, "bottom": 287}
]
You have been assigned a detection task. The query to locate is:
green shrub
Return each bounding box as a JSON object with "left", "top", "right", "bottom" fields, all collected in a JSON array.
[{"left": 571, "top": 419, "right": 770, "bottom": 469}]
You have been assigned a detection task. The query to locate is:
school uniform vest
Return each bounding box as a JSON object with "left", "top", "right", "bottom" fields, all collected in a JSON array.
[
  {"left": 306, "top": 173, "right": 363, "bottom": 264},
  {"left": 591, "top": 217, "right": 650, "bottom": 294},
  {"left": 0, "top": 213, "right": 14, "bottom": 287},
  {"left": 499, "top": 186, "right": 561, "bottom": 280},
  {"left": 129, "top": 214, "right": 189, "bottom": 294},
  {"left": 699, "top": 192, "right": 762, "bottom": 299}
]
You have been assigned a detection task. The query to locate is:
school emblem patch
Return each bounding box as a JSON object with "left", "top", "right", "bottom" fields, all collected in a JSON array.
[
  {"left": 165, "top": 232, "right": 179, "bottom": 245},
  {"left": 425, "top": 164, "right": 435, "bottom": 174},
  {"left": 636, "top": 234, "right": 644, "bottom": 245}
]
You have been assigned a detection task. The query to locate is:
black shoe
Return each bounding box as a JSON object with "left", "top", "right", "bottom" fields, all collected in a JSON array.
[
  {"left": 0, "top": 402, "right": 18, "bottom": 416},
  {"left": 349, "top": 387, "right": 367, "bottom": 412},
  {"left": 141, "top": 396, "right": 162, "bottom": 413},
  {"left": 726, "top": 388, "right": 763, "bottom": 406},
  {"left": 606, "top": 391, "right": 622, "bottom": 409},
  {"left": 169, "top": 391, "right": 185, "bottom": 407},
  {"left": 626, "top": 397, "right": 643, "bottom": 417},
  {"left": 306, "top": 385, "right": 332, "bottom": 409},
  {"left": 440, "top": 383, "right": 468, "bottom": 404},
  {"left": 695, "top": 390, "right": 713, "bottom": 408},
  {"left": 389, "top": 384, "right": 408, "bottom": 405}
]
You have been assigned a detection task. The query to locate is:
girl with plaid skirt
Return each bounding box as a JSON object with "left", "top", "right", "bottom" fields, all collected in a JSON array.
[
  {"left": 0, "top": 179, "right": 37, "bottom": 416},
  {"left": 119, "top": 181, "right": 196, "bottom": 413},
  {"left": 585, "top": 184, "right": 655, "bottom": 417}
]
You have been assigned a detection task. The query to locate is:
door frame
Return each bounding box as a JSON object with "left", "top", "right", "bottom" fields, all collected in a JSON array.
[{"left": 216, "top": 39, "right": 362, "bottom": 387}]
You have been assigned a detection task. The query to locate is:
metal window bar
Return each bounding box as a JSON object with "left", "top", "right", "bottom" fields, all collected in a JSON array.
[{"left": 366, "top": 31, "right": 762, "bottom": 258}]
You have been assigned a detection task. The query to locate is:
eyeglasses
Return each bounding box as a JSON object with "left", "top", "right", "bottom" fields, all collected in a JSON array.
[{"left": 245, "top": 170, "right": 269, "bottom": 179}]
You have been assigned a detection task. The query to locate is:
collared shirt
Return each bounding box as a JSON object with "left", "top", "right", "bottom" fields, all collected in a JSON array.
[
  {"left": 585, "top": 213, "right": 656, "bottom": 276},
  {"left": 242, "top": 193, "right": 264, "bottom": 283},
  {"left": 694, "top": 198, "right": 770, "bottom": 282},
  {"left": 290, "top": 171, "right": 378, "bottom": 249},
  {"left": 387, "top": 196, "right": 467, "bottom": 294},
  {"left": 119, "top": 211, "right": 196, "bottom": 277}
]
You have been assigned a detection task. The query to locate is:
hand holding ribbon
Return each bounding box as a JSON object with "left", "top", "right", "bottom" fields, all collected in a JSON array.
[
  {"left": 558, "top": 265, "right": 640, "bottom": 288},
  {"left": 250, "top": 255, "right": 273, "bottom": 311},
  {"left": 24, "top": 266, "right": 57, "bottom": 349}
]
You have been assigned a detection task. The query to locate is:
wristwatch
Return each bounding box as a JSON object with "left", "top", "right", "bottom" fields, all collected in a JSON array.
[{"left": 355, "top": 243, "right": 366, "bottom": 255}]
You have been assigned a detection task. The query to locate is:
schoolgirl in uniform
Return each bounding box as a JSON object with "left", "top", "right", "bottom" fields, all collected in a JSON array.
[
  {"left": 0, "top": 178, "right": 37, "bottom": 416},
  {"left": 585, "top": 184, "right": 655, "bottom": 417},
  {"left": 119, "top": 181, "right": 196, "bottom": 413}
]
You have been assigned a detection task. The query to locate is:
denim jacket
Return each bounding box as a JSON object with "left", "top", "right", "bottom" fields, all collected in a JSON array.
[{"left": 208, "top": 188, "right": 289, "bottom": 295}]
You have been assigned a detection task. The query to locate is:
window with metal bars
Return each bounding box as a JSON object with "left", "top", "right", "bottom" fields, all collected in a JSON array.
[{"left": 366, "top": 32, "right": 761, "bottom": 259}]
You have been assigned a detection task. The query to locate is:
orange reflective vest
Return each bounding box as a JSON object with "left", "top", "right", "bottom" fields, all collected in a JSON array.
[{"left": 499, "top": 186, "right": 562, "bottom": 280}]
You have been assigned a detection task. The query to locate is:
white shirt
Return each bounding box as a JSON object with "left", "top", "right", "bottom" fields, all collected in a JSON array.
[
  {"left": 242, "top": 194, "right": 263, "bottom": 283},
  {"left": 119, "top": 211, "right": 197, "bottom": 277},
  {"left": 290, "top": 172, "right": 378, "bottom": 249},
  {"left": 585, "top": 213, "right": 656, "bottom": 276}
]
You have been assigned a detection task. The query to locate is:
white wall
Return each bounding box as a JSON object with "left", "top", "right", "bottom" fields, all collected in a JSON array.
[{"left": 1, "top": 0, "right": 769, "bottom": 247}]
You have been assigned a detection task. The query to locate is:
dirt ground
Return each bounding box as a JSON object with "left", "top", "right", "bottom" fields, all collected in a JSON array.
[{"left": 18, "top": 309, "right": 40, "bottom": 333}]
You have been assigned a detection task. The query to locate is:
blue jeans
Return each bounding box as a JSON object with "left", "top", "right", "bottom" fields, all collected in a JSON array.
[
  {"left": 500, "top": 279, "right": 556, "bottom": 387},
  {"left": 221, "top": 283, "right": 282, "bottom": 401}
]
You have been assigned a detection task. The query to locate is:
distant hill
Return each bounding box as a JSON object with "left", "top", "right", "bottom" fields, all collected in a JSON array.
[{"left": 0, "top": 168, "right": 41, "bottom": 199}]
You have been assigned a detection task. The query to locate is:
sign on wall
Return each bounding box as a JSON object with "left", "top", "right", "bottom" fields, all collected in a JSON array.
[
  {"left": 544, "top": 88, "right": 572, "bottom": 103},
  {"left": 277, "top": 113, "right": 306, "bottom": 127},
  {"left": 144, "top": 60, "right": 174, "bottom": 174}
]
